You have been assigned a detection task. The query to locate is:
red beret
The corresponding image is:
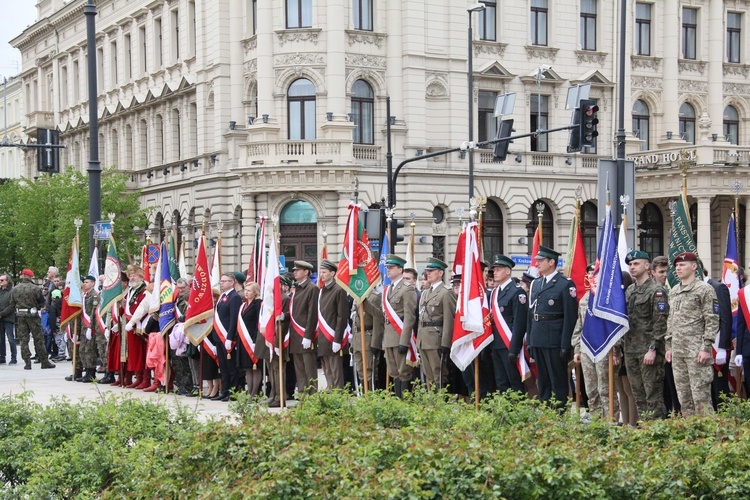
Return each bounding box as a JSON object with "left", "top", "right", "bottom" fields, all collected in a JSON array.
[
  {"left": 21, "top": 269, "right": 34, "bottom": 277},
  {"left": 673, "top": 252, "right": 698, "bottom": 265}
]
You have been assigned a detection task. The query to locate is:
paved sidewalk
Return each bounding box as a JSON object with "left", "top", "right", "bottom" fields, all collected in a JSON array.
[{"left": 0, "top": 358, "right": 294, "bottom": 420}]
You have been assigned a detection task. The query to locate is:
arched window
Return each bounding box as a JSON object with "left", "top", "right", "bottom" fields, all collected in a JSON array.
[
  {"left": 288, "top": 78, "right": 316, "bottom": 140},
  {"left": 482, "top": 199, "right": 504, "bottom": 264},
  {"left": 526, "top": 200, "right": 554, "bottom": 254},
  {"left": 638, "top": 203, "right": 663, "bottom": 259},
  {"left": 351, "top": 80, "right": 374, "bottom": 144},
  {"left": 580, "top": 201, "right": 598, "bottom": 264},
  {"left": 632, "top": 99, "right": 649, "bottom": 151},
  {"left": 679, "top": 102, "right": 696, "bottom": 144},
  {"left": 724, "top": 105, "right": 739, "bottom": 145}
]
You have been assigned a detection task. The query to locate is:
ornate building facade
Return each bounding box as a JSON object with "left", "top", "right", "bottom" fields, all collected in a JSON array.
[
  {"left": 0, "top": 76, "right": 26, "bottom": 179},
  {"left": 10, "top": 0, "right": 750, "bottom": 276}
]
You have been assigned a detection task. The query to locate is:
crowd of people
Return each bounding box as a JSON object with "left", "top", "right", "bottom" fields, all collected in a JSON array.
[{"left": 0, "top": 245, "right": 742, "bottom": 423}]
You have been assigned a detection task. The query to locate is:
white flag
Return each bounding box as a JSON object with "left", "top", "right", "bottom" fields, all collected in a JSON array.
[{"left": 87, "top": 247, "right": 101, "bottom": 294}]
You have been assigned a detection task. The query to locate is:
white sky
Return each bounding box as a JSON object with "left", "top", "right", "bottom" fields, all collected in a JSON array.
[{"left": 0, "top": 1, "right": 39, "bottom": 79}]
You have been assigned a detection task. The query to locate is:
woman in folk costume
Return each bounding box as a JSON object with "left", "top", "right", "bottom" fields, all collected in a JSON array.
[
  {"left": 123, "top": 265, "right": 151, "bottom": 389},
  {"left": 238, "top": 281, "right": 263, "bottom": 398}
]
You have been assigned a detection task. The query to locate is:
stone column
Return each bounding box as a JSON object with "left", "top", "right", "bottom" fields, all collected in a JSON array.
[
  {"left": 255, "top": 0, "right": 274, "bottom": 120},
  {"left": 707, "top": 0, "right": 724, "bottom": 142},
  {"left": 696, "top": 196, "right": 712, "bottom": 269},
  {"left": 659, "top": 0, "right": 680, "bottom": 145}
]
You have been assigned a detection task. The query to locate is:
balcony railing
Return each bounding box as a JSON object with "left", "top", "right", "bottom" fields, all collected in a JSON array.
[{"left": 24, "top": 111, "right": 55, "bottom": 132}]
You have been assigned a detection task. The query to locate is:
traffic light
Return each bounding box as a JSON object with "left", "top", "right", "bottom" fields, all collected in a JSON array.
[
  {"left": 567, "top": 108, "right": 581, "bottom": 153},
  {"left": 492, "top": 119, "right": 515, "bottom": 161},
  {"left": 579, "top": 99, "right": 599, "bottom": 148},
  {"left": 390, "top": 218, "right": 405, "bottom": 250},
  {"left": 37, "top": 128, "right": 60, "bottom": 173}
]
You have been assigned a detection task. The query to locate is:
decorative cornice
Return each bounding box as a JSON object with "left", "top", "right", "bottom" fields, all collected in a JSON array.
[
  {"left": 242, "top": 35, "right": 257, "bottom": 56},
  {"left": 346, "top": 30, "right": 386, "bottom": 49},
  {"left": 678, "top": 79, "right": 707, "bottom": 93},
  {"left": 524, "top": 45, "right": 558, "bottom": 61},
  {"left": 678, "top": 59, "right": 707, "bottom": 75},
  {"left": 473, "top": 41, "right": 507, "bottom": 58},
  {"left": 275, "top": 53, "right": 325, "bottom": 66},
  {"left": 724, "top": 63, "right": 750, "bottom": 77},
  {"left": 575, "top": 50, "right": 606, "bottom": 65},
  {"left": 630, "top": 55, "right": 661, "bottom": 71},
  {"left": 344, "top": 54, "right": 386, "bottom": 68},
  {"left": 275, "top": 28, "right": 322, "bottom": 47},
  {"left": 631, "top": 75, "right": 662, "bottom": 90},
  {"left": 724, "top": 82, "right": 750, "bottom": 95}
]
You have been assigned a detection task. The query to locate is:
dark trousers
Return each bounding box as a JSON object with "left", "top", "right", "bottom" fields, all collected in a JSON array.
[
  {"left": 0, "top": 321, "right": 16, "bottom": 361},
  {"left": 216, "top": 342, "right": 239, "bottom": 395},
  {"left": 531, "top": 347, "right": 568, "bottom": 409},
  {"left": 711, "top": 363, "right": 730, "bottom": 410},
  {"left": 490, "top": 348, "right": 524, "bottom": 393},
  {"left": 663, "top": 361, "right": 681, "bottom": 414}
]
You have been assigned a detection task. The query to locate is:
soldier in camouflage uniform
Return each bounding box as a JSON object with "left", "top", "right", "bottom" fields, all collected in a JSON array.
[
  {"left": 171, "top": 278, "right": 193, "bottom": 394},
  {"left": 78, "top": 275, "right": 101, "bottom": 382},
  {"left": 11, "top": 269, "right": 55, "bottom": 370},
  {"left": 351, "top": 286, "right": 382, "bottom": 391},
  {"left": 665, "top": 252, "right": 719, "bottom": 416},
  {"left": 624, "top": 250, "right": 669, "bottom": 420},
  {"left": 572, "top": 264, "right": 618, "bottom": 418}
]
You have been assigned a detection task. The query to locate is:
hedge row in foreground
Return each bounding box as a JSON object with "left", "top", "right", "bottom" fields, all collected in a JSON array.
[{"left": 2, "top": 389, "right": 750, "bottom": 499}]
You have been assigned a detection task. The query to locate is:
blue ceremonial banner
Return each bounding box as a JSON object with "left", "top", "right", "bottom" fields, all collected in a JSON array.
[
  {"left": 581, "top": 204, "right": 629, "bottom": 363},
  {"left": 379, "top": 231, "right": 391, "bottom": 286},
  {"left": 723, "top": 213, "right": 741, "bottom": 340},
  {"left": 158, "top": 241, "right": 176, "bottom": 333}
]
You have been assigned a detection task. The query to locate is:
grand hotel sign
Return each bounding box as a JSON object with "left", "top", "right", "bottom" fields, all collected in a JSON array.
[{"left": 628, "top": 149, "right": 697, "bottom": 167}]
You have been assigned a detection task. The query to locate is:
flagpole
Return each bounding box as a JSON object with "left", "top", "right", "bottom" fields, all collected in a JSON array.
[
  {"left": 473, "top": 196, "right": 487, "bottom": 411},
  {"left": 272, "top": 222, "right": 286, "bottom": 410},
  {"left": 537, "top": 204, "right": 544, "bottom": 246},
  {"left": 359, "top": 302, "right": 368, "bottom": 394},
  {"left": 604, "top": 182, "right": 617, "bottom": 423},
  {"left": 71, "top": 222, "right": 82, "bottom": 380}
]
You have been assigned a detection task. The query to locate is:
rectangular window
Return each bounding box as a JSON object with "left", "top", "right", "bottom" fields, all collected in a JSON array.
[
  {"left": 728, "top": 12, "right": 741, "bottom": 63},
  {"left": 682, "top": 7, "right": 697, "bottom": 60},
  {"left": 96, "top": 47, "right": 104, "bottom": 93},
  {"left": 139, "top": 26, "right": 147, "bottom": 74},
  {"left": 124, "top": 34, "right": 132, "bottom": 79},
  {"left": 479, "top": 1, "right": 496, "bottom": 41},
  {"left": 530, "top": 95, "right": 548, "bottom": 152},
  {"left": 110, "top": 41, "right": 118, "bottom": 85},
  {"left": 635, "top": 3, "right": 651, "bottom": 56},
  {"left": 353, "top": 0, "right": 372, "bottom": 31},
  {"left": 531, "top": 0, "right": 548, "bottom": 46},
  {"left": 171, "top": 9, "right": 180, "bottom": 61},
  {"left": 287, "top": 0, "right": 312, "bottom": 29},
  {"left": 188, "top": 1, "right": 197, "bottom": 56},
  {"left": 580, "top": 0, "right": 596, "bottom": 51},
  {"left": 478, "top": 90, "right": 498, "bottom": 145},
  {"left": 60, "top": 66, "right": 68, "bottom": 108},
  {"left": 251, "top": 0, "right": 257, "bottom": 34},
  {"left": 155, "top": 18, "right": 163, "bottom": 68},
  {"left": 72, "top": 60, "right": 80, "bottom": 103}
]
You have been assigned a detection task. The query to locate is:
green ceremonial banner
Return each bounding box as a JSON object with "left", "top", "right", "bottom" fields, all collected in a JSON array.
[
  {"left": 168, "top": 232, "right": 181, "bottom": 281},
  {"left": 667, "top": 191, "right": 703, "bottom": 288},
  {"left": 100, "top": 237, "right": 124, "bottom": 313},
  {"left": 336, "top": 205, "right": 381, "bottom": 304}
]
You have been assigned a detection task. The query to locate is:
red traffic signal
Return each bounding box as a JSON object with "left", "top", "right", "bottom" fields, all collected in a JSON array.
[{"left": 579, "top": 99, "right": 599, "bottom": 148}]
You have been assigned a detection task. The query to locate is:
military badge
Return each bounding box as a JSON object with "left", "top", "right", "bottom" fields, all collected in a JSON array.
[
  {"left": 548, "top": 299, "right": 555, "bottom": 306},
  {"left": 713, "top": 300, "right": 719, "bottom": 314},
  {"left": 657, "top": 301, "right": 666, "bottom": 312},
  {"left": 569, "top": 287, "right": 576, "bottom": 298},
  {"left": 518, "top": 294, "right": 527, "bottom": 304}
]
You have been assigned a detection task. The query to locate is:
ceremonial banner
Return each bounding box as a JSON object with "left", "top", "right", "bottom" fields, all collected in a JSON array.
[
  {"left": 248, "top": 217, "right": 266, "bottom": 286},
  {"left": 667, "top": 191, "right": 702, "bottom": 287},
  {"left": 177, "top": 237, "right": 187, "bottom": 280},
  {"left": 60, "top": 236, "right": 83, "bottom": 330},
  {"left": 336, "top": 203, "right": 381, "bottom": 304},
  {"left": 617, "top": 213, "right": 629, "bottom": 274},
  {"left": 184, "top": 236, "right": 215, "bottom": 345},
  {"left": 581, "top": 204, "right": 630, "bottom": 363},
  {"left": 210, "top": 237, "right": 221, "bottom": 294},
  {"left": 149, "top": 247, "right": 162, "bottom": 314},
  {"left": 723, "top": 213, "right": 741, "bottom": 340},
  {"left": 87, "top": 247, "right": 100, "bottom": 293},
  {"left": 168, "top": 232, "right": 180, "bottom": 281},
  {"left": 528, "top": 225, "right": 541, "bottom": 278},
  {"left": 259, "top": 230, "right": 282, "bottom": 355},
  {"left": 158, "top": 241, "right": 176, "bottom": 334},
  {"left": 99, "top": 237, "right": 124, "bottom": 315},
  {"left": 450, "top": 222, "right": 492, "bottom": 371},
  {"left": 319, "top": 238, "right": 328, "bottom": 289},
  {"left": 379, "top": 231, "right": 391, "bottom": 287},
  {"left": 564, "top": 208, "right": 588, "bottom": 302}
]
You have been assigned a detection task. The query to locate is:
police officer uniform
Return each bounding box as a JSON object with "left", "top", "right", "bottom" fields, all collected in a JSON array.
[
  {"left": 416, "top": 258, "right": 455, "bottom": 390},
  {"left": 523, "top": 246, "right": 577, "bottom": 408}
]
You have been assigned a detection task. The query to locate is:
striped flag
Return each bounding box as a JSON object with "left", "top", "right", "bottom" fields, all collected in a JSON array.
[
  {"left": 158, "top": 241, "right": 176, "bottom": 334},
  {"left": 60, "top": 236, "right": 83, "bottom": 330},
  {"left": 183, "top": 235, "right": 215, "bottom": 345},
  {"left": 259, "top": 229, "right": 282, "bottom": 356}
]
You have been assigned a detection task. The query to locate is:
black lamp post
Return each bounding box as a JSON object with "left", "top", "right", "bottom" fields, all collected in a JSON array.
[{"left": 467, "top": 2, "right": 485, "bottom": 202}]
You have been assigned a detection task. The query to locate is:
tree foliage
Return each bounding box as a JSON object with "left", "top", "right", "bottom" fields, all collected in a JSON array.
[{"left": 0, "top": 167, "right": 150, "bottom": 278}]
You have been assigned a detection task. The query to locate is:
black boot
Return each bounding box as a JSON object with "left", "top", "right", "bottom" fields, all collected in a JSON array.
[
  {"left": 66, "top": 369, "right": 83, "bottom": 382},
  {"left": 40, "top": 359, "right": 56, "bottom": 369},
  {"left": 24, "top": 361, "right": 31, "bottom": 370},
  {"left": 80, "top": 370, "right": 97, "bottom": 383},
  {"left": 99, "top": 372, "right": 115, "bottom": 384},
  {"left": 394, "top": 379, "right": 403, "bottom": 399}
]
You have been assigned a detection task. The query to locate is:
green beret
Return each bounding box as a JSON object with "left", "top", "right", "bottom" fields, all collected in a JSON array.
[
  {"left": 535, "top": 245, "right": 561, "bottom": 261},
  {"left": 624, "top": 250, "right": 650, "bottom": 264},
  {"left": 82, "top": 275, "right": 97, "bottom": 282},
  {"left": 385, "top": 254, "right": 407, "bottom": 268},
  {"left": 280, "top": 276, "right": 292, "bottom": 287},
  {"left": 491, "top": 255, "right": 515, "bottom": 269},
  {"left": 233, "top": 272, "right": 247, "bottom": 284},
  {"left": 424, "top": 257, "right": 447, "bottom": 271}
]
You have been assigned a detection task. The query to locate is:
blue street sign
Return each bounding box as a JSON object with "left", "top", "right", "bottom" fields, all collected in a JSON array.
[
  {"left": 95, "top": 221, "right": 112, "bottom": 240},
  {"left": 510, "top": 255, "right": 564, "bottom": 268}
]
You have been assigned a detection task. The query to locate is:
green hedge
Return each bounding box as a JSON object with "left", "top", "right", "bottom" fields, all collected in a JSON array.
[{"left": 2, "top": 389, "right": 750, "bottom": 498}]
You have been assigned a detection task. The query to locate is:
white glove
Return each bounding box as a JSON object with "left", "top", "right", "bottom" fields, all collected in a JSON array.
[
  {"left": 274, "top": 347, "right": 281, "bottom": 357},
  {"left": 332, "top": 342, "right": 341, "bottom": 353},
  {"left": 714, "top": 348, "right": 727, "bottom": 366},
  {"left": 104, "top": 328, "right": 110, "bottom": 341},
  {"left": 126, "top": 321, "right": 135, "bottom": 331},
  {"left": 224, "top": 339, "right": 233, "bottom": 351},
  {"left": 85, "top": 328, "right": 92, "bottom": 340},
  {"left": 735, "top": 354, "right": 743, "bottom": 367},
  {"left": 302, "top": 338, "right": 312, "bottom": 349}
]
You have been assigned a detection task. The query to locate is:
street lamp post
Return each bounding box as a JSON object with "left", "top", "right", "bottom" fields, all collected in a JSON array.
[{"left": 467, "top": 2, "right": 485, "bottom": 203}]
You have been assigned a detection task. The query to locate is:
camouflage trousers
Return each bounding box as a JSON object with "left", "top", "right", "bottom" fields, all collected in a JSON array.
[
  {"left": 581, "top": 353, "right": 618, "bottom": 419},
  {"left": 96, "top": 333, "right": 108, "bottom": 366},
  {"left": 624, "top": 351, "right": 666, "bottom": 419},
  {"left": 672, "top": 353, "right": 714, "bottom": 417},
  {"left": 170, "top": 350, "right": 192, "bottom": 391},
  {"left": 79, "top": 331, "right": 98, "bottom": 370},
  {"left": 16, "top": 314, "right": 49, "bottom": 364}
]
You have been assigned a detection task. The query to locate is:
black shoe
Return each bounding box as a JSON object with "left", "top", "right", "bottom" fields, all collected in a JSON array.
[
  {"left": 24, "top": 362, "right": 31, "bottom": 370},
  {"left": 99, "top": 373, "right": 114, "bottom": 384},
  {"left": 80, "top": 371, "right": 96, "bottom": 383},
  {"left": 186, "top": 388, "right": 199, "bottom": 397},
  {"left": 9, "top": 359, "right": 16, "bottom": 365},
  {"left": 210, "top": 392, "right": 227, "bottom": 401},
  {"left": 33, "top": 359, "right": 41, "bottom": 364},
  {"left": 41, "top": 361, "right": 56, "bottom": 369},
  {"left": 0, "top": 358, "right": 6, "bottom": 364},
  {"left": 219, "top": 393, "right": 231, "bottom": 402}
]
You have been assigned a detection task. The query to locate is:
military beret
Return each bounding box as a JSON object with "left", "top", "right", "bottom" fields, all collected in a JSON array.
[
  {"left": 385, "top": 254, "right": 407, "bottom": 268},
  {"left": 521, "top": 272, "right": 535, "bottom": 284},
  {"left": 233, "top": 271, "right": 247, "bottom": 285},
  {"left": 82, "top": 275, "right": 97, "bottom": 282},
  {"left": 492, "top": 255, "right": 516, "bottom": 269},
  {"left": 20, "top": 269, "right": 34, "bottom": 277},
  {"left": 673, "top": 252, "right": 698, "bottom": 265},
  {"left": 280, "top": 275, "right": 292, "bottom": 287},
  {"left": 292, "top": 260, "right": 314, "bottom": 271},
  {"left": 51, "top": 289, "right": 62, "bottom": 299},
  {"left": 424, "top": 257, "right": 448, "bottom": 271},
  {"left": 319, "top": 259, "right": 338, "bottom": 272},
  {"left": 479, "top": 261, "right": 489, "bottom": 270},
  {"left": 625, "top": 250, "right": 650, "bottom": 264},
  {"left": 451, "top": 273, "right": 462, "bottom": 284},
  {"left": 535, "top": 245, "right": 561, "bottom": 261}
]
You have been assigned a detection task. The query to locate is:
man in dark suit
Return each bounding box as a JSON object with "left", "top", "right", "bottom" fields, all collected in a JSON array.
[
  {"left": 289, "top": 261, "right": 320, "bottom": 396},
  {"left": 213, "top": 272, "right": 243, "bottom": 401},
  {"left": 698, "top": 260, "right": 733, "bottom": 409},
  {"left": 521, "top": 245, "right": 577, "bottom": 409},
  {"left": 490, "top": 255, "right": 528, "bottom": 394},
  {"left": 316, "top": 259, "right": 349, "bottom": 390}
]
